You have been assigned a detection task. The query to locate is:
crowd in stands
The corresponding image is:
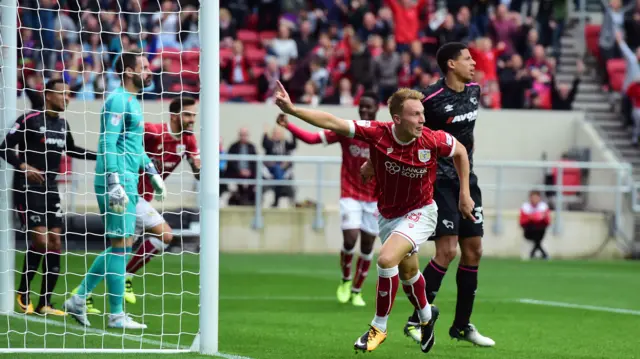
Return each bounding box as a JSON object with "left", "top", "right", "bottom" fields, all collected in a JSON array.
[
  {"left": 16, "top": 0, "right": 200, "bottom": 108},
  {"left": 590, "top": 0, "right": 640, "bottom": 144},
  {"left": 220, "top": 0, "right": 582, "bottom": 110}
]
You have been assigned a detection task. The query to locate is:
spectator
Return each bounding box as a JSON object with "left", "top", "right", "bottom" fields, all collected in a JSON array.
[
  {"left": 398, "top": 52, "right": 414, "bottom": 88},
  {"left": 548, "top": 0, "right": 567, "bottom": 60},
  {"left": 373, "top": 37, "right": 401, "bottom": 103},
  {"left": 599, "top": 0, "right": 635, "bottom": 85},
  {"left": 436, "top": 13, "right": 461, "bottom": 46},
  {"left": 220, "top": 8, "right": 237, "bottom": 48},
  {"left": 262, "top": 117, "right": 298, "bottom": 207},
  {"left": 615, "top": 31, "right": 640, "bottom": 128},
  {"left": 220, "top": 136, "right": 229, "bottom": 195},
  {"left": 470, "top": 37, "right": 505, "bottom": 83},
  {"left": 256, "top": 0, "right": 281, "bottom": 31},
  {"left": 270, "top": 24, "right": 299, "bottom": 67},
  {"left": 550, "top": 60, "right": 584, "bottom": 111},
  {"left": 409, "top": 40, "right": 434, "bottom": 76},
  {"left": 222, "top": 40, "right": 253, "bottom": 85},
  {"left": 623, "top": 0, "right": 640, "bottom": 49},
  {"left": 309, "top": 56, "right": 329, "bottom": 97},
  {"left": 349, "top": 36, "right": 375, "bottom": 90},
  {"left": 258, "top": 56, "right": 282, "bottom": 101},
  {"left": 152, "top": 0, "right": 180, "bottom": 49},
  {"left": 336, "top": 0, "right": 370, "bottom": 29},
  {"left": 226, "top": 128, "right": 258, "bottom": 206},
  {"left": 368, "top": 34, "right": 384, "bottom": 58},
  {"left": 455, "top": 6, "right": 480, "bottom": 42},
  {"left": 625, "top": 79, "right": 640, "bottom": 144},
  {"left": 519, "top": 27, "right": 539, "bottom": 62},
  {"left": 299, "top": 80, "right": 320, "bottom": 106},
  {"left": 384, "top": 0, "right": 426, "bottom": 51},
  {"left": 519, "top": 190, "right": 551, "bottom": 260},
  {"left": 178, "top": 4, "right": 200, "bottom": 49},
  {"left": 499, "top": 54, "right": 533, "bottom": 109},
  {"left": 324, "top": 78, "right": 355, "bottom": 105},
  {"left": 358, "top": 12, "right": 384, "bottom": 42},
  {"left": 295, "top": 20, "right": 317, "bottom": 60},
  {"left": 488, "top": 4, "right": 517, "bottom": 54}
]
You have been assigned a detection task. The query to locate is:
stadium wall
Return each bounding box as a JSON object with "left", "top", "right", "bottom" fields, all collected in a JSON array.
[
  {"left": 220, "top": 207, "right": 623, "bottom": 259},
  {"left": 28, "top": 101, "right": 625, "bottom": 212},
  {"left": 11, "top": 101, "right": 630, "bottom": 257}
]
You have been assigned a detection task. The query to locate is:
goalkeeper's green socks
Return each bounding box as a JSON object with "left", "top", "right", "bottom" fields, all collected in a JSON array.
[
  {"left": 75, "top": 247, "right": 112, "bottom": 299},
  {"left": 106, "top": 247, "right": 127, "bottom": 314}
]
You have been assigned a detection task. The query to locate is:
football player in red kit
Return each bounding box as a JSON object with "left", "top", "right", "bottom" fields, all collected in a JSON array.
[{"left": 277, "top": 92, "right": 380, "bottom": 307}]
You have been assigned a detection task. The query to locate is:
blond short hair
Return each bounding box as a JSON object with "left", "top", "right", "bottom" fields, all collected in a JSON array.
[{"left": 387, "top": 88, "right": 425, "bottom": 117}]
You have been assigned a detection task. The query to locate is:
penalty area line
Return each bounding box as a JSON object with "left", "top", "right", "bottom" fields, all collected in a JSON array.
[{"left": 518, "top": 299, "right": 640, "bottom": 316}]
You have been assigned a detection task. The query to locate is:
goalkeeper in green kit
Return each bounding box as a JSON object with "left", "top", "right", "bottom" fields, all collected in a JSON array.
[{"left": 64, "top": 52, "right": 166, "bottom": 329}]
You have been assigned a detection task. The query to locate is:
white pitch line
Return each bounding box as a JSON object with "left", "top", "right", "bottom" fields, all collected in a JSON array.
[
  {"left": 6, "top": 314, "right": 257, "bottom": 359},
  {"left": 518, "top": 299, "right": 640, "bottom": 316}
]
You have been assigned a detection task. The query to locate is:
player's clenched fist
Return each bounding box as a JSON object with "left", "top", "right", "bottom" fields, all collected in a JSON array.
[
  {"left": 360, "top": 158, "right": 374, "bottom": 184},
  {"left": 458, "top": 192, "right": 475, "bottom": 222},
  {"left": 107, "top": 173, "right": 129, "bottom": 213},
  {"left": 274, "top": 81, "right": 295, "bottom": 114}
]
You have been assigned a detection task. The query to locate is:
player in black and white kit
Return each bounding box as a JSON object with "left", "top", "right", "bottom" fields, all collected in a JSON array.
[
  {"left": 0, "top": 79, "right": 97, "bottom": 315},
  {"left": 403, "top": 43, "right": 495, "bottom": 347}
]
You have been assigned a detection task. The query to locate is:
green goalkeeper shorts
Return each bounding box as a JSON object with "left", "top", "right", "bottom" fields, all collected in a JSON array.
[{"left": 95, "top": 183, "right": 139, "bottom": 239}]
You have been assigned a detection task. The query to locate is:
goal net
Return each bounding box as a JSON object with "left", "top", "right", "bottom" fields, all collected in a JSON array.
[{"left": 0, "top": 0, "right": 218, "bottom": 354}]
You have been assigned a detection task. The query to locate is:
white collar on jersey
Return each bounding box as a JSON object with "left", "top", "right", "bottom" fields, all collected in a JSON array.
[
  {"left": 166, "top": 122, "right": 181, "bottom": 140},
  {"left": 391, "top": 124, "right": 416, "bottom": 146}
]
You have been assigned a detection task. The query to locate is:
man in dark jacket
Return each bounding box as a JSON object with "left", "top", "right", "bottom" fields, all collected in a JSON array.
[
  {"left": 550, "top": 60, "right": 583, "bottom": 110},
  {"left": 226, "top": 127, "right": 257, "bottom": 205}
]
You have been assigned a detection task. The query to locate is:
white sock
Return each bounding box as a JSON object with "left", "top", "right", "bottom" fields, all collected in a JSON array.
[{"left": 148, "top": 236, "right": 167, "bottom": 252}]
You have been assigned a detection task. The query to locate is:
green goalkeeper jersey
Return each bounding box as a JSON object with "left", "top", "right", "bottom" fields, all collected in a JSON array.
[{"left": 95, "top": 86, "right": 152, "bottom": 187}]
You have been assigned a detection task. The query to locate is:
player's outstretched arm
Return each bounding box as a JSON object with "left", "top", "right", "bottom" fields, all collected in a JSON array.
[
  {"left": 65, "top": 122, "right": 97, "bottom": 161},
  {"left": 450, "top": 139, "right": 475, "bottom": 221},
  {"left": 274, "top": 81, "right": 352, "bottom": 137}
]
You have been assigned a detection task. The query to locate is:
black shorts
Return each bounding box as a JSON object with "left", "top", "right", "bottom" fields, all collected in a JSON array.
[
  {"left": 430, "top": 173, "right": 484, "bottom": 240},
  {"left": 13, "top": 188, "right": 64, "bottom": 230}
]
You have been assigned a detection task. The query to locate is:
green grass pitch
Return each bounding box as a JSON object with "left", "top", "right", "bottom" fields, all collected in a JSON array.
[{"left": 0, "top": 252, "right": 639, "bottom": 359}]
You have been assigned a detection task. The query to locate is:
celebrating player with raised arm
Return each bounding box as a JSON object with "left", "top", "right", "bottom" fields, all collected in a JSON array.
[
  {"left": 64, "top": 52, "right": 166, "bottom": 329},
  {"left": 273, "top": 80, "right": 474, "bottom": 354},
  {"left": 0, "top": 79, "right": 97, "bottom": 316},
  {"left": 277, "top": 92, "right": 379, "bottom": 307},
  {"left": 363, "top": 42, "right": 495, "bottom": 346},
  {"left": 124, "top": 96, "right": 200, "bottom": 304}
]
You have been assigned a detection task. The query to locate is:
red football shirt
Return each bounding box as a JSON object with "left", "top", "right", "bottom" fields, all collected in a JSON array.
[
  {"left": 318, "top": 130, "right": 377, "bottom": 202},
  {"left": 348, "top": 120, "right": 456, "bottom": 219},
  {"left": 139, "top": 122, "right": 200, "bottom": 202}
]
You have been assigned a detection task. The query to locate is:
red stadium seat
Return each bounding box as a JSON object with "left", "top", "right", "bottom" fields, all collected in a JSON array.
[
  {"left": 181, "top": 50, "right": 200, "bottom": 64},
  {"left": 231, "top": 84, "right": 257, "bottom": 99},
  {"left": 259, "top": 31, "right": 278, "bottom": 42},
  {"left": 552, "top": 163, "right": 582, "bottom": 196},
  {"left": 245, "top": 47, "right": 266, "bottom": 66},
  {"left": 607, "top": 59, "right": 626, "bottom": 92},
  {"left": 161, "top": 48, "right": 182, "bottom": 61},
  {"left": 251, "top": 66, "right": 264, "bottom": 79},
  {"left": 237, "top": 30, "right": 259, "bottom": 46},
  {"left": 585, "top": 24, "right": 601, "bottom": 60}
]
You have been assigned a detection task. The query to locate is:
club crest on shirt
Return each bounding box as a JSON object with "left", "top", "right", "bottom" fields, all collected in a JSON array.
[
  {"left": 418, "top": 149, "right": 431, "bottom": 163},
  {"left": 176, "top": 144, "right": 186, "bottom": 156}
]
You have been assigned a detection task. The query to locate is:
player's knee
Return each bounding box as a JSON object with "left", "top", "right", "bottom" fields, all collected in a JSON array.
[
  {"left": 435, "top": 242, "right": 458, "bottom": 265},
  {"left": 30, "top": 232, "right": 48, "bottom": 250},
  {"left": 359, "top": 232, "right": 376, "bottom": 255},
  {"left": 342, "top": 229, "right": 358, "bottom": 251},
  {"left": 377, "top": 252, "right": 399, "bottom": 269},
  {"left": 162, "top": 231, "right": 174, "bottom": 245},
  {"left": 461, "top": 241, "right": 483, "bottom": 264}
]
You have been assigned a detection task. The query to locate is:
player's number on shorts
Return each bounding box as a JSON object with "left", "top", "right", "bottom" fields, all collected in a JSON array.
[
  {"left": 473, "top": 207, "right": 483, "bottom": 224},
  {"left": 55, "top": 203, "right": 63, "bottom": 218}
]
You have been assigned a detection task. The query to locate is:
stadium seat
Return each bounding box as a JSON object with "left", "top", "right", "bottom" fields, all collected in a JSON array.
[
  {"left": 245, "top": 47, "right": 267, "bottom": 66},
  {"left": 259, "top": 31, "right": 278, "bottom": 42},
  {"left": 251, "top": 66, "right": 264, "bottom": 79},
  {"left": 161, "top": 48, "right": 182, "bottom": 61},
  {"left": 181, "top": 50, "right": 200, "bottom": 64},
  {"left": 607, "top": 59, "right": 626, "bottom": 92},
  {"left": 585, "top": 24, "right": 601, "bottom": 60},
  {"left": 237, "top": 30, "right": 259, "bottom": 46}
]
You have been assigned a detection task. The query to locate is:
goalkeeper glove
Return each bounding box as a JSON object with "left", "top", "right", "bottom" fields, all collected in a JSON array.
[
  {"left": 107, "top": 173, "right": 129, "bottom": 213},
  {"left": 144, "top": 162, "right": 166, "bottom": 202}
]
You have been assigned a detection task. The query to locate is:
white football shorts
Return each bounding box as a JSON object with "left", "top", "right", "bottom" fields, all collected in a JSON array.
[
  {"left": 135, "top": 197, "right": 166, "bottom": 235},
  {"left": 339, "top": 198, "right": 379, "bottom": 235},
  {"left": 378, "top": 202, "right": 438, "bottom": 254}
]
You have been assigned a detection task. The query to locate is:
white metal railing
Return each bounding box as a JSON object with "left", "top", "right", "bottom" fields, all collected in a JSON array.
[{"left": 220, "top": 154, "right": 634, "bottom": 237}]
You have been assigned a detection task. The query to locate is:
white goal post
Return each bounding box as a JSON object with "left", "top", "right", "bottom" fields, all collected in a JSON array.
[{"left": 0, "top": 0, "right": 220, "bottom": 355}]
